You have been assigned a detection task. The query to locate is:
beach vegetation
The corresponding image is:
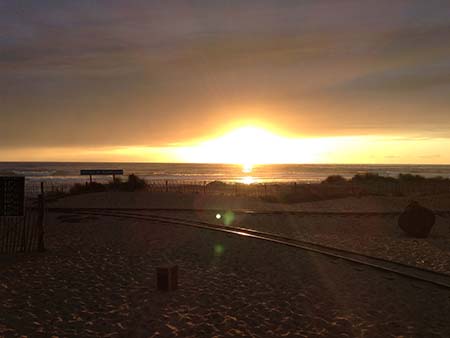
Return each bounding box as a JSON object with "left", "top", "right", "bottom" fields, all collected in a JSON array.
[
  {"left": 259, "top": 173, "right": 450, "bottom": 203},
  {"left": 69, "top": 174, "right": 148, "bottom": 195},
  {"left": 64, "top": 172, "right": 450, "bottom": 201},
  {"left": 397, "top": 174, "right": 427, "bottom": 182},
  {"left": 351, "top": 173, "right": 397, "bottom": 184},
  {"left": 321, "top": 175, "right": 347, "bottom": 185},
  {"left": 69, "top": 182, "right": 107, "bottom": 195},
  {"left": 206, "top": 180, "right": 229, "bottom": 188},
  {"left": 121, "top": 174, "right": 148, "bottom": 191}
]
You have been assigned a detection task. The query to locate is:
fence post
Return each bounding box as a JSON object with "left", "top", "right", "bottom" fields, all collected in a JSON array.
[
  {"left": 165, "top": 180, "right": 169, "bottom": 193},
  {"left": 37, "top": 182, "right": 45, "bottom": 252}
]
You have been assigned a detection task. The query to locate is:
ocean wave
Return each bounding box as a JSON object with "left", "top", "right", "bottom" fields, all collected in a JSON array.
[
  {"left": 13, "top": 170, "right": 56, "bottom": 177},
  {"left": 1, "top": 163, "right": 449, "bottom": 182}
]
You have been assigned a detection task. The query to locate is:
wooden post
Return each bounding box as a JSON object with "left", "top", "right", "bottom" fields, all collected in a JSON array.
[
  {"left": 165, "top": 180, "right": 169, "bottom": 193},
  {"left": 203, "top": 181, "right": 206, "bottom": 194},
  {"left": 4, "top": 217, "right": 10, "bottom": 253},
  {"left": 157, "top": 265, "right": 178, "bottom": 291},
  {"left": 37, "top": 182, "right": 45, "bottom": 252},
  {"left": 89, "top": 175, "right": 92, "bottom": 184}
]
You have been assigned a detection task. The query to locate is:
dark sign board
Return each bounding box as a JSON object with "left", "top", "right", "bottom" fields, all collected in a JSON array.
[
  {"left": 80, "top": 169, "right": 124, "bottom": 176},
  {"left": 0, "top": 176, "right": 25, "bottom": 216}
]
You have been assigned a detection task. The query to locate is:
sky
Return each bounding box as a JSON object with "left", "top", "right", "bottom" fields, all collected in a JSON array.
[{"left": 1, "top": 0, "right": 449, "bottom": 163}]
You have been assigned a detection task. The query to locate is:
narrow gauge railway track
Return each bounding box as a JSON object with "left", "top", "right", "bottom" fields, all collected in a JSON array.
[
  {"left": 52, "top": 208, "right": 450, "bottom": 290},
  {"left": 50, "top": 207, "right": 450, "bottom": 218}
]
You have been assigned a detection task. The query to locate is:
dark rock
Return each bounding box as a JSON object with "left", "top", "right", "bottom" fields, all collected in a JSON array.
[{"left": 398, "top": 201, "right": 435, "bottom": 238}]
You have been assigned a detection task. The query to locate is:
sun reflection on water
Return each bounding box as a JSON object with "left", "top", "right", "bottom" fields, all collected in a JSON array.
[{"left": 241, "top": 176, "right": 256, "bottom": 185}]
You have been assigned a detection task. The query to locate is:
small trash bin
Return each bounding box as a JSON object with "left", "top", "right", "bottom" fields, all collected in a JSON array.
[{"left": 156, "top": 265, "right": 178, "bottom": 291}]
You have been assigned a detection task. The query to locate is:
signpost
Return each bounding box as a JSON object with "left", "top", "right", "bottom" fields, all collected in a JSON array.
[
  {"left": 80, "top": 169, "right": 124, "bottom": 183},
  {"left": 0, "top": 176, "right": 25, "bottom": 216}
]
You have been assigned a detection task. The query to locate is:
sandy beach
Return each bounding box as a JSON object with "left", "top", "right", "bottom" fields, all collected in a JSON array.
[
  {"left": 1, "top": 193, "right": 450, "bottom": 337},
  {"left": 50, "top": 191, "right": 450, "bottom": 213},
  {"left": 51, "top": 192, "right": 450, "bottom": 274},
  {"left": 152, "top": 209, "right": 450, "bottom": 275}
]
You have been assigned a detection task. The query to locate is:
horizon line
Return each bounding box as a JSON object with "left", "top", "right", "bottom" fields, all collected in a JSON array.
[{"left": 0, "top": 161, "right": 449, "bottom": 166}]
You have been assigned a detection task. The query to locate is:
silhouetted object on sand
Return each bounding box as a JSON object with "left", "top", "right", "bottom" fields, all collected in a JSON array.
[
  {"left": 398, "top": 201, "right": 435, "bottom": 238},
  {"left": 157, "top": 265, "right": 178, "bottom": 291}
]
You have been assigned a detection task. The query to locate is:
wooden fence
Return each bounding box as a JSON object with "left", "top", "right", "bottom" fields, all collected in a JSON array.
[
  {"left": 0, "top": 208, "right": 42, "bottom": 254},
  {"left": 24, "top": 177, "right": 450, "bottom": 201},
  {"left": 1, "top": 181, "right": 46, "bottom": 254}
]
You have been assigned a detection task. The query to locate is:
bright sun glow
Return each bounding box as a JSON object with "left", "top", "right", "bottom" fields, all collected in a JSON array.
[
  {"left": 241, "top": 176, "right": 255, "bottom": 185},
  {"left": 98, "top": 123, "right": 450, "bottom": 165},
  {"left": 178, "top": 126, "right": 299, "bottom": 165},
  {"left": 175, "top": 125, "right": 351, "bottom": 165},
  {"left": 242, "top": 163, "right": 253, "bottom": 173},
  {"left": 44, "top": 131, "right": 450, "bottom": 164}
]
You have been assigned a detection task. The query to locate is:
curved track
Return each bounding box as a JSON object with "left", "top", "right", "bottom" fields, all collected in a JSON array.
[
  {"left": 50, "top": 207, "right": 450, "bottom": 217},
  {"left": 52, "top": 208, "right": 450, "bottom": 290}
]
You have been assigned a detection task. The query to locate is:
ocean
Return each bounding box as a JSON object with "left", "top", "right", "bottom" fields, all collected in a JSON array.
[{"left": 1, "top": 162, "right": 450, "bottom": 186}]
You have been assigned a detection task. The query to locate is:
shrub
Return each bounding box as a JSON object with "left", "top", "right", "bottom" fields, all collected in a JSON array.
[
  {"left": 206, "top": 180, "right": 229, "bottom": 188},
  {"left": 351, "top": 173, "right": 396, "bottom": 184},
  {"left": 69, "top": 182, "right": 106, "bottom": 195},
  {"left": 107, "top": 177, "right": 123, "bottom": 190},
  {"left": 428, "top": 176, "right": 450, "bottom": 184},
  {"left": 69, "top": 174, "right": 148, "bottom": 194},
  {"left": 398, "top": 174, "right": 426, "bottom": 183},
  {"left": 122, "top": 174, "right": 147, "bottom": 191},
  {"left": 322, "top": 175, "right": 347, "bottom": 185}
]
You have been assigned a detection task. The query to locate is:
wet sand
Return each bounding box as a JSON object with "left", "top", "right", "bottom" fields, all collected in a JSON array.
[{"left": 1, "top": 213, "right": 450, "bottom": 337}]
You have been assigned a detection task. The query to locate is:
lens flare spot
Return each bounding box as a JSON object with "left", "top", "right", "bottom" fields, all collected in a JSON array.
[
  {"left": 223, "top": 211, "right": 235, "bottom": 226},
  {"left": 214, "top": 244, "right": 225, "bottom": 256},
  {"left": 215, "top": 213, "right": 222, "bottom": 220}
]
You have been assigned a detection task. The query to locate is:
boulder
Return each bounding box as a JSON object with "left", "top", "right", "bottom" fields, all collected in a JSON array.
[{"left": 398, "top": 201, "right": 435, "bottom": 238}]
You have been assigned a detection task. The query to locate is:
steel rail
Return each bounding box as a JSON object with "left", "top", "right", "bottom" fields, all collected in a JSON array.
[
  {"left": 54, "top": 208, "right": 450, "bottom": 290},
  {"left": 49, "top": 207, "right": 450, "bottom": 218}
]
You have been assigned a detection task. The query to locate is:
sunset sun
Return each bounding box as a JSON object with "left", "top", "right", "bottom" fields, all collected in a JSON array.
[
  {"left": 176, "top": 125, "right": 300, "bottom": 165},
  {"left": 211, "top": 126, "right": 283, "bottom": 166},
  {"left": 174, "top": 124, "right": 358, "bottom": 165}
]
